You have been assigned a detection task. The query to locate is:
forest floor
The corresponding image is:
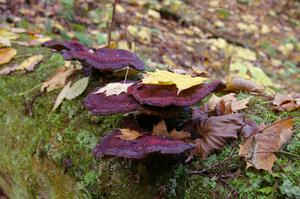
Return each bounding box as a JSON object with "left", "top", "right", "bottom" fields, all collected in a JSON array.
[{"left": 0, "top": 1, "right": 300, "bottom": 199}]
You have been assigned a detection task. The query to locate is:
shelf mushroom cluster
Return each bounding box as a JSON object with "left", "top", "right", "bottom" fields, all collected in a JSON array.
[{"left": 43, "top": 40, "right": 225, "bottom": 159}]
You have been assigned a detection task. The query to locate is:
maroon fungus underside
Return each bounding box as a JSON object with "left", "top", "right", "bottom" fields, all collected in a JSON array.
[
  {"left": 93, "top": 130, "right": 195, "bottom": 159},
  {"left": 63, "top": 48, "right": 145, "bottom": 72},
  {"left": 42, "top": 40, "right": 90, "bottom": 52},
  {"left": 84, "top": 88, "right": 142, "bottom": 115},
  {"left": 128, "top": 80, "right": 224, "bottom": 107}
]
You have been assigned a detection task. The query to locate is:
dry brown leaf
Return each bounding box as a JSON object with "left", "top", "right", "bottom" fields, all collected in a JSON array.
[
  {"left": 192, "top": 114, "right": 244, "bottom": 158},
  {"left": 207, "top": 93, "right": 251, "bottom": 115},
  {"left": 117, "top": 129, "right": 141, "bottom": 140},
  {"left": 272, "top": 93, "right": 300, "bottom": 112},
  {"left": 152, "top": 120, "right": 169, "bottom": 136},
  {"left": 16, "top": 54, "right": 43, "bottom": 71},
  {"left": 0, "top": 47, "right": 17, "bottom": 65},
  {"left": 41, "top": 64, "right": 78, "bottom": 92},
  {"left": 225, "top": 76, "right": 264, "bottom": 93},
  {"left": 239, "top": 118, "right": 294, "bottom": 171},
  {"left": 231, "top": 97, "right": 252, "bottom": 112},
  {"left": 170, "top": 129, "right": 191, "bottom": 140}
]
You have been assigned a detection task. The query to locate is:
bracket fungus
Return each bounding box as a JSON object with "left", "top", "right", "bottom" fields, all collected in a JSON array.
[
  {"left": 84, "top": 87, "right": 142, "bottom": 115},
  {"left": 93, "top": 129, "right": 195, "bottom": 159},
  {"left": 43, "top": 40, "right": 145, "bottom": 72},
  {"left": 128, "top": 80, "right": 224, "bottom": 107},
  {"left": 63, "top": 48, "right": 145, "bottom": 72},
  {"left": 42, "top": 40, "right": 90, "bottom": 52}
]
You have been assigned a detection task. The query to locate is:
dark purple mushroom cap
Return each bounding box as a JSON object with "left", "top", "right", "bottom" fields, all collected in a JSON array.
[
  {"left": 63, "top": 48, "right": 145, "bottom": 72},
  {"left": 84, "top": 88, "right": 184, "bottom": 117},
  {"left": 93, "top": 130, "right": 195, "bottom": 159},
  {"left": 42, "top": 40, "right": 90, "bottom": 52},
  {"left": 84, "top": 88, "right": 142, "bottom": 115},
  {"left": 128, "top": 80, "right": 224, "bottom": 107}
]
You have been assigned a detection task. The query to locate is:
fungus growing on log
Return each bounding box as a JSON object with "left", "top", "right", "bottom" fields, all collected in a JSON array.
[
  {"left": 43, "top": 40, "right": 145, "bottom": 72},
  {"left": 63, "top": 48, "right": 145, "bottom": 72},
  {"left": 42, "top": 40, "right": 90, "bottom": 52},
  {"left": 128, "top": 80, "right": 224, "bottom": 107},
  {"left": 93, "top": 129, "right": 195, "bottom": 159}
]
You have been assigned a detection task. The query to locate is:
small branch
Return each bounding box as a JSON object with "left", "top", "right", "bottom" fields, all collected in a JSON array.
[
  {"left": 107, "top": 0, "right": 118, "bottom": 47},
  {"left": 188, "top": 155, "right": 240, "bottom": 175}
]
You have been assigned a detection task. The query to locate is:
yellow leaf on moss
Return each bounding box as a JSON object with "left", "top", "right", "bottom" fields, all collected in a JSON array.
[
  {"left": 248, "top": 66, "right": 273, "bottom": 87},
  {"left": 142, "top": 70, "right": 209, "bottom": 93},
  {"left": 127, "top": 25, "right": 151, "bottom": 44},
  {"left": 16, "top": 54, "right": 43, "bottom": 71},
  {"left": 0, "top": 28, "right": 19, "bottom": 40},
  {"left": 0, "top": 48, "right": 17, "bottom": 65}
]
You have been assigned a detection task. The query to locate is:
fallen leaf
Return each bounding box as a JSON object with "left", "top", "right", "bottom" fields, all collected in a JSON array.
[
  {"left": 231, "top": 97, "right": 252, "bottom": 112},
  {"left": 142, "top": 69, "right": 209, "bottom": 93},
  {"left": 152, "top": 120, "right": 169, "bottom": 136},
  {"left": 16, "top": 55, "right": 43, "bottom": 71},
  {"left": 41, "top": 63, "right": 78, "bottom": 92},
  {"left": 248, "top": 66, "right": 273, "bottom": 87},
  {"left": 117, "top": 129, "right": 141, "bottom": 140},
  {"left": 52, "top": 81, "right": 72, "bottom": 111},
  {"left": 170, "top": 129, "right": 191, "bottom": 140},
  {"left": 272, "top": 94, "right": 300, "bottom": 112},
  {"left": 225, "top": 76, "right": 264, "bottom": 93},
  {"left": 127, "top": 25, "right": 151, "bottom": 44},
  {"left": 0, "top": 28, "right": 19, "bottom": 47},
  {"left": 94, "top": 82, "right": 133, "bottom": 96},
  {"left": 0, "top": 48, "right": 17, "bottom": 65},
  {"left": 229, "top": 60, "right": 274, "bottom": 89},
  {"left": 65, "top": 77, "right": 90, "bottom": 100},
  {"left": 192, "top": 114, "right": 244, "bottom": 158},
  {"left": 0, "top": 64, "right": 18, "bottom": 75},
  {"left": 207, "top": 93, "right": 251, "bottom": 115},
  {"left": 239, "top": 118, "right": 294, "bottom": 171}
]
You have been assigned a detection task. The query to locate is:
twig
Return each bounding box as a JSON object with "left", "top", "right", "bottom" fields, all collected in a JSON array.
[
  {"left": 123, "top": 66, "right": 129, "bottom": 83},
  {"left": 188, "top": 155, "right": 240, "bottom": 175},
  {"left": 19, "top": 83, "right": 42, "bottom": 96},
  {"left": 107, "top": 0, "right": 118, "bottom": 47}
]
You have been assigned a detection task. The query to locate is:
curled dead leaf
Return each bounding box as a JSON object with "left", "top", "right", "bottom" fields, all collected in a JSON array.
[
  {"left": 41, "top": 63, "right": 78, "bottom": 92},
  {"left": 170, "top": 129, "right": 191, "bottom": 140},
  {"left": 207, "top": 93, "right": 251, "bottom": 115},
  {"left": 225, "top": 76, "right": 264, "bottom": 93},
  {"left": 272, "top": 93, "right": 300, "bottom": 112},
  {"left": 152, "top": 120, "right": 169, "bottom": 137},
  {"left": 239, "top": 118, "right": 294, "bottom": 171},
  {"left": 117, "top": 129, "right": 141, "bottom": 141},
  {"left": 191, "top": 114, "right": 244, "bottom": 158}
]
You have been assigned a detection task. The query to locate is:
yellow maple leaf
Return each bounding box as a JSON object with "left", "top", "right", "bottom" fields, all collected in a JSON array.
[
  {"left": 142, "top": 70, "right": 209, "bottom": 93},
  {"left": 0, "top": 48, "right": 17, "bottom": 65}
]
